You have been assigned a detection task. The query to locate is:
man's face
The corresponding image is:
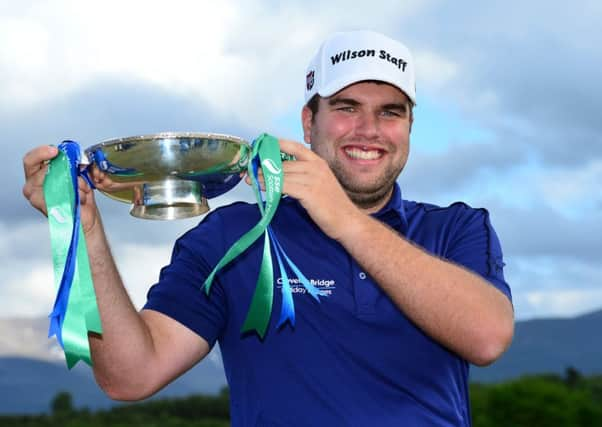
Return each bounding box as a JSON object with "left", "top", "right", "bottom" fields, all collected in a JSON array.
[{"left": 302, "top": 81, "right": 413, "bottom": 211}]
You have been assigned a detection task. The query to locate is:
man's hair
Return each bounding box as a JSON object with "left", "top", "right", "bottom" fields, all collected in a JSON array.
[{"left": 306, "top": 94, "right": 320, "bottom": 117}]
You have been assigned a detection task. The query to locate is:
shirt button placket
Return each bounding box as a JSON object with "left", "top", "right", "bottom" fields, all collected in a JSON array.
[{"left": 353, "top": 262, "right": 378, "bottom": 315}]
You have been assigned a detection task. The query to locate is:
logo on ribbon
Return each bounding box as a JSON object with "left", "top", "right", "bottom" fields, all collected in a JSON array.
[
  {"left": 49, "top": 206, "right": 68, "bottom": 224},
  {"left": 261, "top": 158, "right": 282, "bottom": 175}
]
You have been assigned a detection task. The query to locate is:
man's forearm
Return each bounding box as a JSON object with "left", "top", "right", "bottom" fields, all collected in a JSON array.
[
  {"left": 339, "top": 212, "right": 514, "bottom": 366},
  {"left": 84, "top": 216, "right": 160, "bottom": 398}
]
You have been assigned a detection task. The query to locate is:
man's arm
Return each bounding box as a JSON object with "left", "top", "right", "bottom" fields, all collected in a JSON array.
[
  {"left": 84, "top": 217, "right": 210, "bottom": 400},
  {"left": 277, "top": 139, "right": 514, "bottom": 366},
  {"left": 23, "top": 146, "right": 210, "bottom": 400},
  {"left": 336, "top": 213, "right": 513, "bottom": 366}
]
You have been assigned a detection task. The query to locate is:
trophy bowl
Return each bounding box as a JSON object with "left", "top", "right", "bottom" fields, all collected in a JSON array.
[{"left": 85, "top": 132, "right": 251, "bottom": 220}]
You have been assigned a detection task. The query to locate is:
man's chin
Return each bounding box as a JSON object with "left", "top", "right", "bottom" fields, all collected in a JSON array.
[{"left": 344, "top": 183, "right": 395, "bottom": 210}]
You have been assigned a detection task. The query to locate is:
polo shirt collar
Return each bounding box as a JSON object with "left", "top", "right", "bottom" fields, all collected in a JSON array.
[
  {"left": 287, "top": 182, "right": 409, "bottom": 231},
  {"left": 371, "top": 183, "right": 409, "bottom": 230}
]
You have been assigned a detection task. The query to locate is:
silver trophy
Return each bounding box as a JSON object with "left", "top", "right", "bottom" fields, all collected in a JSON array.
[{"left": 85, "top": 132, "right": 251, "bottom": 220}]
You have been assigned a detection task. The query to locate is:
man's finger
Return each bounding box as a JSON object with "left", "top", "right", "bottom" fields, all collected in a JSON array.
[
  {"left": 23, "top": 146, "right": 58, "bottom": 177},
  {"left": 245, "top": 170, "right": 266, "bottom": 185},
  {"left": 22, "top": 188, "right": 48, "bottom": 216},
  {"left": 282, "top": 160, "right": 313, "bottom": 175},
  {"left": 281, "top": 179, "right": 312, "bottom": 200},
  {"left": 78, "top": 176, "right": 92, "bottom": 193},
  {"left": 91, "top": 165, "right": 105, "bottom": 183},
  {"left": 278, "top": 139, "right": 317, "bottom": 161}
]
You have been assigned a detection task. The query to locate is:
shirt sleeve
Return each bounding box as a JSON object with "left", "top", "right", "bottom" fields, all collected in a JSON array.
[
  {"left": 143, "top": 211, "right": 229, "bottom": 347},
  {"left": 445, "top": 205, "right": 512, "bottom": 302}
]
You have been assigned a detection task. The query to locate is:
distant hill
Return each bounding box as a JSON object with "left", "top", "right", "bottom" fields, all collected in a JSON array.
[
  {"left": 0, "top": 357, "right": 110, "bottom": 413},
  {"left": 0, "top": 355, "right": 227, "bottom": 414},
  {"left": 0, "top": 317, "right": 226, "bottom": 414},
  {"left": 1, "top": 310, "right": 601, "bottom": 414},
  {"left": 471, "top": 309, "right": 602, "bottom": 382}
]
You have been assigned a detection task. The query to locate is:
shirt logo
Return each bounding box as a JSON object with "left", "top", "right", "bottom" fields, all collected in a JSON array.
[{"left": 276, "top": 277, "right": 336, "bottom": 296}]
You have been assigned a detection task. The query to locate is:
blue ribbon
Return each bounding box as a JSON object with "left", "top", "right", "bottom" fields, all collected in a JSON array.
[
  {"left": 47, "top": 141, "right": 85, "bottom": 347},
  {"left": 89, "top": 149, "right": 140, "bottom": 176}
]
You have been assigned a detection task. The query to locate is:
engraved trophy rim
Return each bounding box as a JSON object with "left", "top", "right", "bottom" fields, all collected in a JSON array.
[{"left": 89, "top": 131, "right": 249, "bottom": 150}]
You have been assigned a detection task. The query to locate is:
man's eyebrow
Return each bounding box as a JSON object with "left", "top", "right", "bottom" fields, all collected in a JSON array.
[
  {"left": 382, "top": 103, "right": 409, "bottom": 112},
  {"left": 328, "top": 97, "right": 361, "bottom": 106},
  {"left": 328, "top": 98, "right": 409, "bottom": 112}
]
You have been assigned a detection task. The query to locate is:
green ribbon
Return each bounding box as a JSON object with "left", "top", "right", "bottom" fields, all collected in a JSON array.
[
  {"left": 44, "top": 146, "right": 102, "bottom": 368},
  {"left": 204, "top": 133, "right": 284, "bottom": 338}
]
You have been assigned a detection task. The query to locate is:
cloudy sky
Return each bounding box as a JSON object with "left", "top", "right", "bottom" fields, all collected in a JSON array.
[{"left": 1, "top": 0, "right": 600, "bottom": 323}]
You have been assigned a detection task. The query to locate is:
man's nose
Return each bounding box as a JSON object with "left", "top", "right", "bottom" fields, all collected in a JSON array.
[{"left": 355, "top": 112, "right": 380, "bottom": 139}]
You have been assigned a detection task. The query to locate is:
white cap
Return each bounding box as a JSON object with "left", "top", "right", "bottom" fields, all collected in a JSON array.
[{"left": 304, "top": 30, "right": 416, "bottom": 105}]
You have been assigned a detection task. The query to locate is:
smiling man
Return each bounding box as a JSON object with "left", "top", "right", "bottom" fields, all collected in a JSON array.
[{"left": 23, "top": 30, "right": 513, "bottom": 426}]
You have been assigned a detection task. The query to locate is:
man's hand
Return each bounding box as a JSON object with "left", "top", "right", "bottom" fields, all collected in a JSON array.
[
  {"left": 22, "top": 145, "right": 100, "bottom": 235},
  {"left": 246, "top": 139, "right": 363, "bottom": 241}
]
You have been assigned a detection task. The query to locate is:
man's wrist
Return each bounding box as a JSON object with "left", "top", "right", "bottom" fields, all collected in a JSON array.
[{"left": 334, "top": 209, "right": 376, "bottom": 246}]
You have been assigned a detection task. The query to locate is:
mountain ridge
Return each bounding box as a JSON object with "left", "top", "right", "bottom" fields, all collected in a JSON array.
[{"left": 2, "top": 309, "right": 601, "bottom": 414}]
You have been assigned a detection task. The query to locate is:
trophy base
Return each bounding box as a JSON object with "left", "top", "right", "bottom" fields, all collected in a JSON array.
[
  {"left": 130, "top": 202, "right": 209, "bottom": 220},
  {"left": 128, "top": 180, "right": 210, "bottom": 220}
]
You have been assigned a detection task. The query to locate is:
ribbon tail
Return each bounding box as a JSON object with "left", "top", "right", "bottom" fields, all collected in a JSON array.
[
  {"left": 47, "top": 315, "right": 63, "bottom": 347},
  {"left": 48, "top": 217, "right": 79, "bottom": 347},
  {"left": 241, "top": 231, "right": 274, "bottom": 338},
  {"left": 63, "top": 223, "right": 102, "bottom": 368},
  {"left": 268, "top": 227, "right": 295, "bottom": 328},
  {"left": 62, "top": 311, "right": 92, "bottom": 369},
  {"left": 288, "top": 259, "right": 325, "bottom": 301},
  {"left": 270, "top": 229, "right": 326, "bottom": 301}
]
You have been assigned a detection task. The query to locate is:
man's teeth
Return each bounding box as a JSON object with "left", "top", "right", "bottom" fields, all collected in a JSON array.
[{"left": 344, "top": 147, "right": 382, "bottom": 160}]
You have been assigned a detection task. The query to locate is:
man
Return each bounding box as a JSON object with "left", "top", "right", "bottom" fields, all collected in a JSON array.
[{"left": 23, "top": 30, "right": 513, "bottom": 426}]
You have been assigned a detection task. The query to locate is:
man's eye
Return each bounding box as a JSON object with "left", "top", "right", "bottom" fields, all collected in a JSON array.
[
  {"left": 382, "top": 110, "right": 400, "bottom": 117},
  {"left": 337, "top": 106, "right": 355, "bottom": 112}
]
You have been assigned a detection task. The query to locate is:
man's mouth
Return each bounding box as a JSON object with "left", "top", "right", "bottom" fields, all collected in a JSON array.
[{"left": 343, "top": 146, "right": 384, "bottom": 160}]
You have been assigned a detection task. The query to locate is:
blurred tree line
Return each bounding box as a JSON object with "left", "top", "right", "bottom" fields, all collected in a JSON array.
[
  {"left": 1, "top": 369, "right": 601, "bottom": 426},
  {"left": 0, "top": 387, "right": 230, "bottom": 427},
  {"left": 471, "top": 368, "right": 602, "bottom": 427}
]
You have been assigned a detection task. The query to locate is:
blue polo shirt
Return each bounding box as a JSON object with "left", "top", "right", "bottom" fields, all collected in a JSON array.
[{"left": 144, "top": 184, "right": 511, "bottom": 426}]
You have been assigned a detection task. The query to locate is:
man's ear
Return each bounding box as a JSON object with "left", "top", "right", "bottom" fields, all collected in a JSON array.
[{"left": 301, "top": 106, "right": 313, "bottom": 144}]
